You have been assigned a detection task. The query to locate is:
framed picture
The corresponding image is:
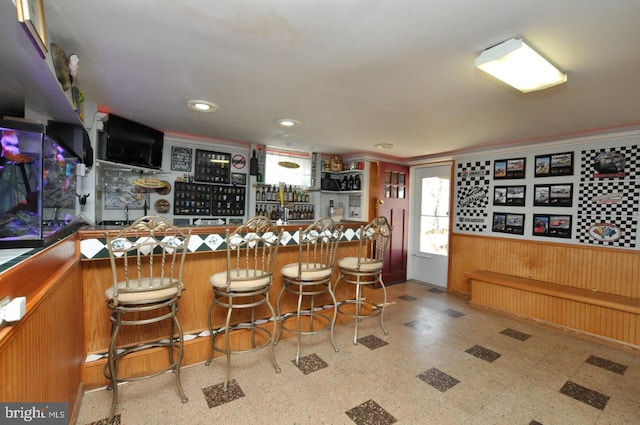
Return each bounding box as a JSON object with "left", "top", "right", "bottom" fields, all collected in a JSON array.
[
  {"left": 535, "top": 152, "right": 574, "bottom": 177},
  {"left": 171, "top": 146, "right": 192, "bottom": 171},
  {"left": 533, "top": 183, "right": 573, "bottom": 207},
  {"left": 16, "top": 0, "right": 48, "bottom": 58},
  {"left": 533, "top": 214, "right": 572, "bottom": 238},
  {"left": 494, "top": 158, "right": 526, "bottom": 179},
  {"left": 493, "top": 185, "right": 526, "bottom": 206},
  {"left": 592, "top": 149, "right": 627, "bottom": 178},
  {"left": 492, "top": 212, "right": 525, "bottom": 235},
  {"left": 231, "top": 172, "right": 247, "bottom": 186}
]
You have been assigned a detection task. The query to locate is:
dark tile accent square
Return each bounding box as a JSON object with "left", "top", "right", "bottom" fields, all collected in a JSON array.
[
  {"left": 417, "top": 367, "right": 460, "bottom": 392},
  {"left": 559, "top": 380, "right": 610, "bottom": 410},
  {"left": 585, "top": 355, "right": 628, "bottom": 375},
  {"left": 398, "top": 294, "right": 417, "bottom": 301},
  {"left": 500, "top": 328, "right": 532, "bottom": 341},
  {"left": 404, "top": 319, "right": 432, "bottom": 332},
  {"left": 428, "top": 287, "right": 445, "bottom": 294},
  {"left": 465, "top": 345, "right": 502, "bottom": 362},
  {"left": 293, "top": 353, "right": 329, "bottom": 374},
  {"left": 357, "top": 334, "right": 389, "bottom": 350},
  {"left": 202, "top": 378, "right": 245, "bottom": 408},
  {"left": 442, "top": 309, "right": 465, "bottom": 318},
  {"left": 87, "top": 416, "right": 121, "bottom": 425},
  {"left": 345, "top": 399, "right": 397, "bottom": 425}
]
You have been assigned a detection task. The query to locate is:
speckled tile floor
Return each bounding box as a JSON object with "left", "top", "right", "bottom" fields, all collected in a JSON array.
[{"left": 77, "top": 280, "right": 640, "bottom": 425}]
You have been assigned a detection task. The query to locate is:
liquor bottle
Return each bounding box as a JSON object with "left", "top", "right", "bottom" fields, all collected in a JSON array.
[
  {"left": 250, "top": 149, "right": 259, "bottom": 176},
  {"left": 353, "top": 174, "right": 361, "bottom": 191},
  {"left": 341, "top": 176, "right": 348, "bottom": 191}
]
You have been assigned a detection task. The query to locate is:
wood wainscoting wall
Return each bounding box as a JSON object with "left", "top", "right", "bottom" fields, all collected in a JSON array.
[
  {"left": 449, "top": 233, "right": 640, "bottom": 346},
  {"left": 0, "top": 237, "right": 84, "bottom": 424}
]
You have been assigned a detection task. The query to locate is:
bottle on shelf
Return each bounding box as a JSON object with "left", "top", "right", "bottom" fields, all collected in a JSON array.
[
  {"left": 250, "top": 149, "right": 259, "bottom": 176},
  {"left": 353, "top": 174, "right": 361, "bottom": 191}
]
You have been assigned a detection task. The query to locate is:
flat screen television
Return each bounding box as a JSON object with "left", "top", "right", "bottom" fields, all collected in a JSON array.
[{"left": 103, "top": 114, "right": 164, "bottom": 169}]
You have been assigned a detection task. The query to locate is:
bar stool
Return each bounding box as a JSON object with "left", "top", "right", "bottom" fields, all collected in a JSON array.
[
  {"left": 205, "top": 216, "right": 282, "bottom": 388},
  {"left": 276, "top": 217, "right": 342, "bottom": 365},
  {"left": 104, "top": 216, "right": 191, "bottom": 421},
  {"left": 334, "top": 216, "right": 392, "bottom": 345}
]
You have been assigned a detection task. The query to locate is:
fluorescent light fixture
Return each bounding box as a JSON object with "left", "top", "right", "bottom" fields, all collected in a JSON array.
[
  {"left": 475, "top": 38, "right": 567, "bottom": 93},
  {"left": 187, "top": 100, "right": 218, "bottom": 112}
]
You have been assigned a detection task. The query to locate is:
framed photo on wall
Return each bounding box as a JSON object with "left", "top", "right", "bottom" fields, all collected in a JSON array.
[
  {"left": 231, "top": 172, "right": 247, "bottom": 186},
  {"left": 493, "top": 185, "right": 526, "bottom": 206},
  {"left": 494, "top": 158, "right": 526, "bottom": 179},
  {"left": 533, "top": 183, "right": 573, "bottom": 207},
  {"left": 492, "top": 212, "right": 525, "bottom": 235},
  {"left": 535, "top": 152, "right": 574, "bottom": 177},
  {"left": 16, "top": 0, "right": 48, "bottom": 58},
  {"left": 533, "top": 214, "right": 572, "bottom": 238}
]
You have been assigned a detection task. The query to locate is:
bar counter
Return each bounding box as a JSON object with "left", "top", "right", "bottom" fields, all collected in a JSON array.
[{"left": 78, "top": 220, "right": 367, "bottom": 389}]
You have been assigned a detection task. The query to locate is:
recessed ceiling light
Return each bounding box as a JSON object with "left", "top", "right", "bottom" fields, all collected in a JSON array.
[
  {"left": 187, "top": 100, "right": 218, "bottom": 112},
  {"left": 375, "top": 143, "right": 395, "bottom": 150},
  {"left": 276, "top": 118, "right": 300, "bottom": 127}
]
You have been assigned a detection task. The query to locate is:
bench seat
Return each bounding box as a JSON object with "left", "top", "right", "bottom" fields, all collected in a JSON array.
[{"left": 465, "top": 270, "right": 640, "bottom": 346}]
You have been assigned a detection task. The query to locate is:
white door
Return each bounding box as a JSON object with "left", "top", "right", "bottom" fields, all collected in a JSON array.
[{"left": 407, "top": 163, "right": 451, "bottom": 287}]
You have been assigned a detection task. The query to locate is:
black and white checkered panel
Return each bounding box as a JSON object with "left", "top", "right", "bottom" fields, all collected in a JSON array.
[
  {"left": 578, "top": 146, "right": 639, "bottom": 248},
  {"left": 580, "top": 145, "right": 639, "bottom": 181},
  {"left": 455, "top": 161, "right": 490, "bottom": 233}
]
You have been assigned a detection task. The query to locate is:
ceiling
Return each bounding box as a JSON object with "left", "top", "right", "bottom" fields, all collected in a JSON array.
[{"left": 2, "top": 1, "right": 640, "bottom": 161}]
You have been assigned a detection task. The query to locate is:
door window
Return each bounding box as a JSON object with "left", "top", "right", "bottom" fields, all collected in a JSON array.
[{"left": 419, "top": 176, "right": 449, "bottom": 255}]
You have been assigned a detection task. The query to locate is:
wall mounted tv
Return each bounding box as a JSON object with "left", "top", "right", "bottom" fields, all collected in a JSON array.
[{"left": 103, "top": 114, "right": 164, "bottom": 169}]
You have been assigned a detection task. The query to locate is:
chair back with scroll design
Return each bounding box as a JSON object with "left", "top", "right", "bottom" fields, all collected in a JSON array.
[
  {"left": 335, "top": 216, "right": 392, "bottom": 345},
  {"left": 276, "top": 216, "right": 342, "bottom": 364},
  {"left": 205, "top": 215, "right": 282, "bottom": 389},
  {"left": 104, "top": 215, "right": 191, "bottom": 421}
]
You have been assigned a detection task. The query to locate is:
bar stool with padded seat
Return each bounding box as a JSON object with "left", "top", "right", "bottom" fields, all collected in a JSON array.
[
  {"left": 334, "top": 216, "right": 392, "bottom": 345},
  {"left": 276, "top": 217, "right": 342, "bottom": 365},
  {"left": 205, "top": 216, "right": 282, "bottom": 389},
  {"left": 104, "top": 215, "right": 191, "bottom": 421}
]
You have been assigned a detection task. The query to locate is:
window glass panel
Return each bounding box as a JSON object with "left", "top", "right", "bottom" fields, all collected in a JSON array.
[
  {"left": 264, "top": 147, "right": 312, "bottom": 186},
  {"left": 419, "top": 176, "right": 449, "bottom": 255},
  {"left": 419, "top": 216, "right": 449, "bottom": 255}
]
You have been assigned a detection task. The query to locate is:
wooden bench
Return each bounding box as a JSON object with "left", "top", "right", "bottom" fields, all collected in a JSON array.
[{"left": 464, "top": 270, "right": 640, "bottom": 346}]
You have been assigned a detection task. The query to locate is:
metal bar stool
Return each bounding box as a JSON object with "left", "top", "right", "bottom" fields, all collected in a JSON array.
[
  {"left": 104, "top": 216, "right": 191, "bottom": 421},
  {"left": 276, "top": 217, "right": 342, "bottom": 364},
  {"left": 205, "top": 216, "right": 282, "bottom": 389},
  {"left": 334, "top": 216, "right": 392, "bottom": 345}
]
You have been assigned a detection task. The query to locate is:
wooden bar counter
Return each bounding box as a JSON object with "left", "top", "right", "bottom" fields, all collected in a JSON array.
[{"left": 79, "top": 220, "right": 366, "bottom": 389}]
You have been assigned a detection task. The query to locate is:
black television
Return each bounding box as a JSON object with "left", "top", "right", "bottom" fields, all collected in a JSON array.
[{"left": 103, "top": 114, "right": 164, "bottom": 169}]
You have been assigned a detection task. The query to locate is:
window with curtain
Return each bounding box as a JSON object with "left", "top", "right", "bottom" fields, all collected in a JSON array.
[{"left": 264, "top": 147, "right": 313, "bottom": 187}]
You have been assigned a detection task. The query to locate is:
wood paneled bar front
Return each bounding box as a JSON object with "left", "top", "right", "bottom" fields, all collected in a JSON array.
[
  {"left": 0, "top": 236, "right": 84, "bottom": 424},
  {"left": 78, "top": 221, "right": 366, "bottom": 389}
]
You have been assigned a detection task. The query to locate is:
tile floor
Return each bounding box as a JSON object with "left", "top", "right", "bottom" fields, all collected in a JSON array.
[{"left": 77, "top": 280, "right": 640, "bottom": 425}]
